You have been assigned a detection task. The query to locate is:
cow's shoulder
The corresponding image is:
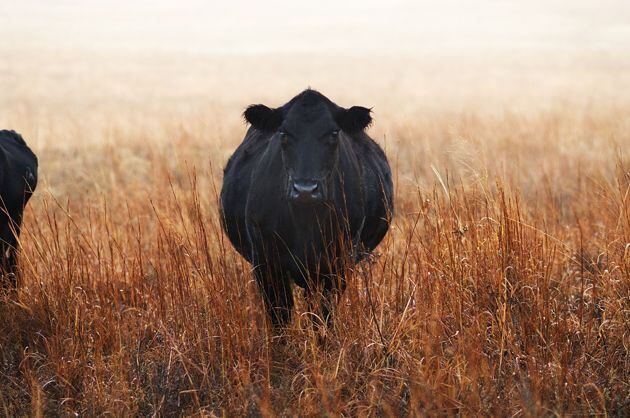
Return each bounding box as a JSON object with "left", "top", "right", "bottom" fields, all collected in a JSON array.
[
  {"left": 224, "top": 127, "right": 269, "bottom": 175},
  {"left": 0, "top": 130, "right": 27, "bottom": 147},
  {"left": 349, "top": 132, "right": 388, "bottom": 168},
  {"left": 0, "top": 130, "right": 37, "bottom": 164}
]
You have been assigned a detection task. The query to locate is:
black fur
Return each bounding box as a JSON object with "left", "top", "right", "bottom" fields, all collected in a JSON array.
[
  {"left": 221, "top": 90, "right": 393, "bottom": 327},
  {"left": 243, "top": 104, "right": 284, "bottom": 132},
  {"left": 336, "top": 106, "right": 372, "bottom": 133},
  {"left": 0, "top": 130, "right": 38, "bottom": 288}
]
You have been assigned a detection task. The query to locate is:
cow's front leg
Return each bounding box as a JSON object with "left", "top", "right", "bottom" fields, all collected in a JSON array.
[
  {"left": 0, "top": 219, "right": 20, "bottom": 289},
  {"left": 247, "top": 225, "right": 295, "bottom": 329},
  {"left": 0, "top": 238, "right": 18, "bottom": 289},
  {"left": 305, "top": 271, "right": 346, "bottom": 333},
  {"left": 253, "top": 265, "right": 294, "bottom": 329},
  {"left": 321, "top": 272, "right": 346, "bottom": 329}
]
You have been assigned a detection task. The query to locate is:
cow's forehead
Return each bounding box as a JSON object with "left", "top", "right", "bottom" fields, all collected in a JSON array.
[{"left": 283, "top": 101, "right": 336, "bottom": 134}]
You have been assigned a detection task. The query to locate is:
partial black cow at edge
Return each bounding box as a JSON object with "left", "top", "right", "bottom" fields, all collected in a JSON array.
[
  {"left": 0, "top": 130, "right": 38, "bottom": 289},
  {"left": 220, "top": 89, "right": 393, "bottom": 329}
]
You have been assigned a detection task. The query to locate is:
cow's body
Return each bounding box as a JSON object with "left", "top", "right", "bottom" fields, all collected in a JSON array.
[
  {"left": 220, "top": 90, "right": 392, "bottom": 326},
  {"left": 0, "top": 130, "right": 38, "bottom": 287}
]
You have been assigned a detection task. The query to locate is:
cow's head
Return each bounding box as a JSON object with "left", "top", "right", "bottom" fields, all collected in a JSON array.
[{"left": 244, "top": 90, "right": 372, "bottom": 204}]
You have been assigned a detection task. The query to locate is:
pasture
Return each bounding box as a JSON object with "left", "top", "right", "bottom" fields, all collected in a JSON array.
[{"left": 0, "top": 21, "right": 629, "bottom": 416}]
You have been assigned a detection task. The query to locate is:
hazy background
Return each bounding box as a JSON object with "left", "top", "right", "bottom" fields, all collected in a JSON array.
[
  {"left": 2, "top": 0, "right": 630, "bottom": 52},
  {"left": 0, "top": 1, "right": 628, "bottom": 168}
]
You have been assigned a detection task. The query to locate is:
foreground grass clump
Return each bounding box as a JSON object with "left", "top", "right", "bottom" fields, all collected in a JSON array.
[{"left": 0, "top": 67, "right": 628, "bottom": 414}]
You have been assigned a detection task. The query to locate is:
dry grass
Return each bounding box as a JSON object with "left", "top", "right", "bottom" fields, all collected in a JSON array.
[{"left": 0, "top": 50, "right": 629, "bottom": 416}]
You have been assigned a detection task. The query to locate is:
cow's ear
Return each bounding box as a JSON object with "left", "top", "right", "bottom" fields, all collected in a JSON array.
[
  {"left": 336, "top": 106, "right": 372, "bottom": 134},
  {"left": 244, "top": 104, "right": 283, "bottom": 132}
]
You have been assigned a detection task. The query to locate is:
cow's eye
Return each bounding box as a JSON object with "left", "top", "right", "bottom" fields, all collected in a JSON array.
[
  {"left": 278, "top": 130, "right": 288, "bottom": 145},
  {"left": 326, "top": 130, "right": 340, "bottom": 145}
]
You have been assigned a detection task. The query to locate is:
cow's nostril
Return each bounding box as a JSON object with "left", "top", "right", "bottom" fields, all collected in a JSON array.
[
  {"left": 293, "top": 182, "right": 318, "bottom": 194},
  {"left": 290, "top": 181, "right": 323, "bottom": 202}
]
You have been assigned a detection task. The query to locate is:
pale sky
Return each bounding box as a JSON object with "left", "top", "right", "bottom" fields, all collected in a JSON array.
[{"left": 1, "top": 0, "right": 629, "bottom": 54}]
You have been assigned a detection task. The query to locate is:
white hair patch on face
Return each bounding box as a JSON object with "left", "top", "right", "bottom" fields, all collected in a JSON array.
[{"left": 5, "top": 248, "right": 12, "bottom": 259}]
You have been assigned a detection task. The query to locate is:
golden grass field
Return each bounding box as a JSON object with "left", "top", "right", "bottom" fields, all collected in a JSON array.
[{"left": 0, "top": 43, "right": 629, "bottom": 415}]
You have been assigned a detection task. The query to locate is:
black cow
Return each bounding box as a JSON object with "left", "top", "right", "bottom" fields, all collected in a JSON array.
[
  {"left": 220, "top": 89, "right": 393, "bottom": 327},
  {"left": 0, "top": 130, "right": 38, "bottom": 288}
]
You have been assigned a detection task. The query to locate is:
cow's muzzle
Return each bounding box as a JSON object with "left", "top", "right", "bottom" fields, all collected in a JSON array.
[{"left": 288, "top": 178, "right": 324, "bottom": 204}]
